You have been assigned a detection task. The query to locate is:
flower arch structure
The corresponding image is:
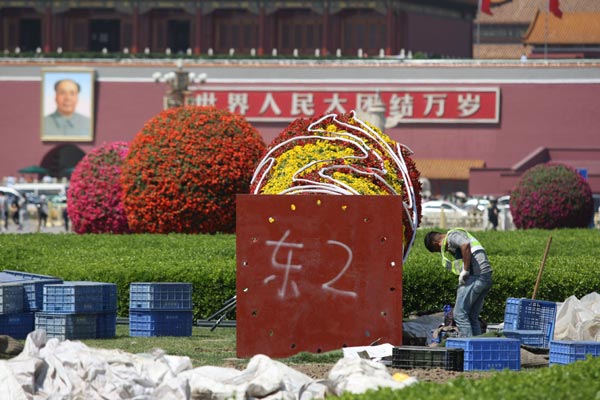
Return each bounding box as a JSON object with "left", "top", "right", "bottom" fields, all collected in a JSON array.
[{"left": 250, "top": 111, "right": 422, "bottom": 261}]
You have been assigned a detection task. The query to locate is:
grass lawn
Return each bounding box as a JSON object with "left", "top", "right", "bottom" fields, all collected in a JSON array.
[
  {"left": 81, "top": 324, "right": 343, "bottom": 369},
  {"left": 82, "top": 324, "right": 240, "bottom": 367}
]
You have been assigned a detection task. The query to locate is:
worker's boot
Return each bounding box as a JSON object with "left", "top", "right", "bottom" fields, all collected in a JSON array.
[{"left": 0, "top": 335, "right": 24, "bottom": 356}]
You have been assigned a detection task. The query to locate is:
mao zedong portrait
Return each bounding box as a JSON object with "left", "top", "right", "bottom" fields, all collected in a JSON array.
[{"left": 43, "top": 79, "right": 92, "bottom": 137}]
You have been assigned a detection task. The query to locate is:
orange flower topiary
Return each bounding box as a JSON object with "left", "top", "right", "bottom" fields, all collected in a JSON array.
[{"left": 121, "top": 106, "right": 266, "bottom": 233}]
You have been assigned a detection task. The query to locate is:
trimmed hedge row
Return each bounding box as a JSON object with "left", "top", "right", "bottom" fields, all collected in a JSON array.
[
  {"left": 1, "top": 229, "right": 598, "bottom": 321},
  {"left": 0, "top": 234, "right": 236, "bottom": 320}
]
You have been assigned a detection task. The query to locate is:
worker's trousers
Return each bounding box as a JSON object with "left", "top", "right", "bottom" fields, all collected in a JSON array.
[{"left": 454, "top": 272, "right": 493, "bottom": 337}]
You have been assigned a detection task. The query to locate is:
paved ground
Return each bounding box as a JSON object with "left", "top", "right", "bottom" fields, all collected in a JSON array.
[{"left": 0, "top": 218, "right": 69, "bottom": 234}]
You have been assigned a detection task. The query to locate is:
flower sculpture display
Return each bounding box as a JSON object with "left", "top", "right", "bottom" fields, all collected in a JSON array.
[
  {"left": 67, "top": 141, "right": 130, "bottom": 234},
  {"left": 250, "top": 111, "right": 422, "bottom": 261},
  {"left": 510, "top": 163, "right": 594, "bottom": 229},
  {"left": 121, "top": 106, "right": 266, "bottom": 233}
]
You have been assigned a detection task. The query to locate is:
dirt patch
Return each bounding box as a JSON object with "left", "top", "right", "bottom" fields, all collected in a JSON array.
[
  {"left": 288, "top": 363, "right": 491, "bottom": 383},
  {"left": 287, "top": 348, "right": 549, "bottom": 383}
]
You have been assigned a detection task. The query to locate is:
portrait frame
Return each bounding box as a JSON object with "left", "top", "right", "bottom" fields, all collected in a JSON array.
[{"left": 41, "top": 68, "right": 95, "bottom": 142}]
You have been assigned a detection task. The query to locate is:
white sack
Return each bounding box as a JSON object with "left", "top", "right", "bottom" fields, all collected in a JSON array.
[
  {"left": 5, "top": 330, "right": 417, "bottom": 400},
  {"left": 227, "top": 354, "right": 314, "bottom": 399},
  {"left": 327, "top": 357, "right": 418, "bottom": 395},
  {"left": 554, "top": 292, "right": 600, "bottom": 341},
  {"left": 0, "top": 361, "right": 28, "bottom": 400}
]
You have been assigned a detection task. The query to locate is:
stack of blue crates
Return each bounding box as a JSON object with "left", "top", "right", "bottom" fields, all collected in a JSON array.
[
  {"left": 129, "top": 282, "right": 193, "bottom": 337},
  {"left": 35, "top": 281, "right": 118, "bottom": 340},
  {"left": 0, "top": 270, "right": 63, "bottom": 339},
  {"left": 0, "top": 270, "right": 63, "bottom": 312},
  {"left": 503, "top": 297, "right": 557, "bottom": 348},
  {"left": 549, "top": 340, "right": 600, "bottom": 366},
  {"left": 0, "top": 282, "right": 33, "bottom": 339},
  {"left": 446, "top": 337, "right": 521, "bottom": 371}
]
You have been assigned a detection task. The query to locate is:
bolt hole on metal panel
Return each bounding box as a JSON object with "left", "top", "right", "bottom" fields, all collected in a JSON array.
[{"left": 236, "top": 195, "right": 404, "bottom": 358}]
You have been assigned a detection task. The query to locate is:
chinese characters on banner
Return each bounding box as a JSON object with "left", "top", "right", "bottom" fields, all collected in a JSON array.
[{"left": 188, "top": 86, "right": 500, "bottom": 124}]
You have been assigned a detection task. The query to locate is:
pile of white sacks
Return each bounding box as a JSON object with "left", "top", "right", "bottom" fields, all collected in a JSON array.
[
  {"left": 554, "top": 292, "right": 600, "bottom": 341},
  {"left": 0, "top": 330, "right": 417, "bottom": 399}
]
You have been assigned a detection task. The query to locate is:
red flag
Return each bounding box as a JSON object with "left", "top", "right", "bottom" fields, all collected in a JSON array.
[
  {"left": 480, "top": 0, "right": 492, "bottom": 15},
  {"left": 549, "top": 0, "right": 562, "bottom": 18}
]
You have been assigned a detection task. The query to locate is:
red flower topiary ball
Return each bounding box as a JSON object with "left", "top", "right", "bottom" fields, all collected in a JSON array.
[
  {"left": 67, "top": 141, "right": 130, "bottom": 234},
  {"left": 120, "top": 106, "right": 266, "bottom": 233},
  {"left": 510, "top": 163, "right": 594, "bottom": 229}
]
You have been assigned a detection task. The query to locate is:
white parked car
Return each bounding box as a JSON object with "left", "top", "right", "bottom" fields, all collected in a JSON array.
[
  {"left": 462, "top": 198, "right": 490, "bottom": 212},
  {"left": 422, "top": 200, "right": 468, "bottom": 218}
]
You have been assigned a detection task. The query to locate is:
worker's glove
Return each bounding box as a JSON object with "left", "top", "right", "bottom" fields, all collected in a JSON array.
[{"left": 458, "top": 269, "right": 469, "bottom": 286}]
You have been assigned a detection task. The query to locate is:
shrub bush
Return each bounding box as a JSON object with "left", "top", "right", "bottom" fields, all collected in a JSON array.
[
  {"left": 249, "top": 111, "right": 422, "bottom": 260},
  {"left": 510, "top": 163, "right": 593, "bottom": 229},
  {"left": 1, "top": 229, "right": 600, "bottom": 322},
  {"left": 67, "top": 141, "right": 130, "bottom": 234},
  {"left": 120, "top": 106, "right": 266, "bottom": 233}
]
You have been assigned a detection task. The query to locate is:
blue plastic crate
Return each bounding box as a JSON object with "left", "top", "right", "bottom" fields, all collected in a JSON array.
[
  {"left": 129, "top": 283, "right": 192, "bottom": 310},
  {"left": 446, "top": 337, "right": 521, "bottom": 371},
  {"left": 0, "top": 270, "right": 60, "bottom": 282},
  {"left": 99, "top": 283, "right": 118, "bottom": 312},
  {"left": 23, "top": 279, "right": 64, "bottom": 311},
  {"left": 0, "top": 312, "right": 35, "bottom": 339},
  {"left": 43, "top": 282, "right": 105, "bottom": 314},
  {"left": 0, "top": 283, "right": 24, "bottom": 314},
  {"left": 504, "top": 298, "right": 557, "bottom": 348},
  {"left": 549, "top": 340, "right": 600, "bottom": 366},
  {"left": 35, "top": 312, "right": 97, "bottom": 340},
  {"left": 129, "top": 310, "right": 193, "bottom": 337},
  {"left": 0, "top": 270, "right": 63, "bottom": 311},
  {"left": 96, "top": 312, "right": 117, "bottom": 339},
  {"left": 503, "top": 330, "right": 546, "bottom": 348},
  {"left": 42, "top": 281, "right": 116, "bottom": 313}
]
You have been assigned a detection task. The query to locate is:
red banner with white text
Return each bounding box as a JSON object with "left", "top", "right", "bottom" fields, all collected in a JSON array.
[{"left": 188, "top": 86, "right": 500, "bottom": 124}]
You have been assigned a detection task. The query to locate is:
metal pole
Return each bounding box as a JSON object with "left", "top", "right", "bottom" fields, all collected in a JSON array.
[
  {"left": 544, "top": 2, "right": 548, "bottom": 61},
  {"left": 476, "top": 0, "right": 481, "bottom": 48}
]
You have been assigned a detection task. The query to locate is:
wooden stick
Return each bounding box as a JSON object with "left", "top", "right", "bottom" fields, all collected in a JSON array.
[{"left": 532, "top": 235, "right": 553, "bottom": 300}]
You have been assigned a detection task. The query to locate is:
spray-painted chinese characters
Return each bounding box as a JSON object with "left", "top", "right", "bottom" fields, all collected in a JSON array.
[{"left": 263, "top": 230, "right": 357, "bottom": 300}]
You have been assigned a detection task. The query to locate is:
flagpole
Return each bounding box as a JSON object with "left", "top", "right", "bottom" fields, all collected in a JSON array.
[
  {"left": 544, "top": 1, "right": 548, "bottom": 61},
  {"left": 477, "top": 0, "right": 481, "bottom": 47}
]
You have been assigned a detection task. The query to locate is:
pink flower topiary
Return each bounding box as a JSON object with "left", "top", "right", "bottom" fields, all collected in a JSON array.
[
  {"left": 67, "top": 141, "right": 130, "bottom": 234},
  {"left": 510, "top": 163, "right": 594, "bottom": 229}
]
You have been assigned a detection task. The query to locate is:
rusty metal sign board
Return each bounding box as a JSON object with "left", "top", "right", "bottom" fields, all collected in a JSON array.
[{"left": 236, "top": 194, "right": 404, "bottom": 358}]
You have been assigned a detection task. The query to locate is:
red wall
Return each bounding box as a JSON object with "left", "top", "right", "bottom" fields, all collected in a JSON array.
[
  {"left": 0, "top": 80, "right": 165, "bottom": 181},
  {"left": 387, "top": 84, "right": 600, "bottom": 170},
  {"left": 0, "top": 78, "right": 598, "bottom": 196},
  {"left": 404, "top": 12, "right": 473, "bottom": 58}
]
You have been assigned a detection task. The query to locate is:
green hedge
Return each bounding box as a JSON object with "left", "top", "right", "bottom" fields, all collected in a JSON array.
[
  {"left": 0, "top": 229, "right": 598, "bottom": 321},
  {"left": 0, "top": 233, "right": 236, "bottom": 320}
]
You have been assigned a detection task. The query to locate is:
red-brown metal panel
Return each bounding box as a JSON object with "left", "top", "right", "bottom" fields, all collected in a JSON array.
[{"left": 236, "top": 194, "right": 403, "bottom": 358}]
